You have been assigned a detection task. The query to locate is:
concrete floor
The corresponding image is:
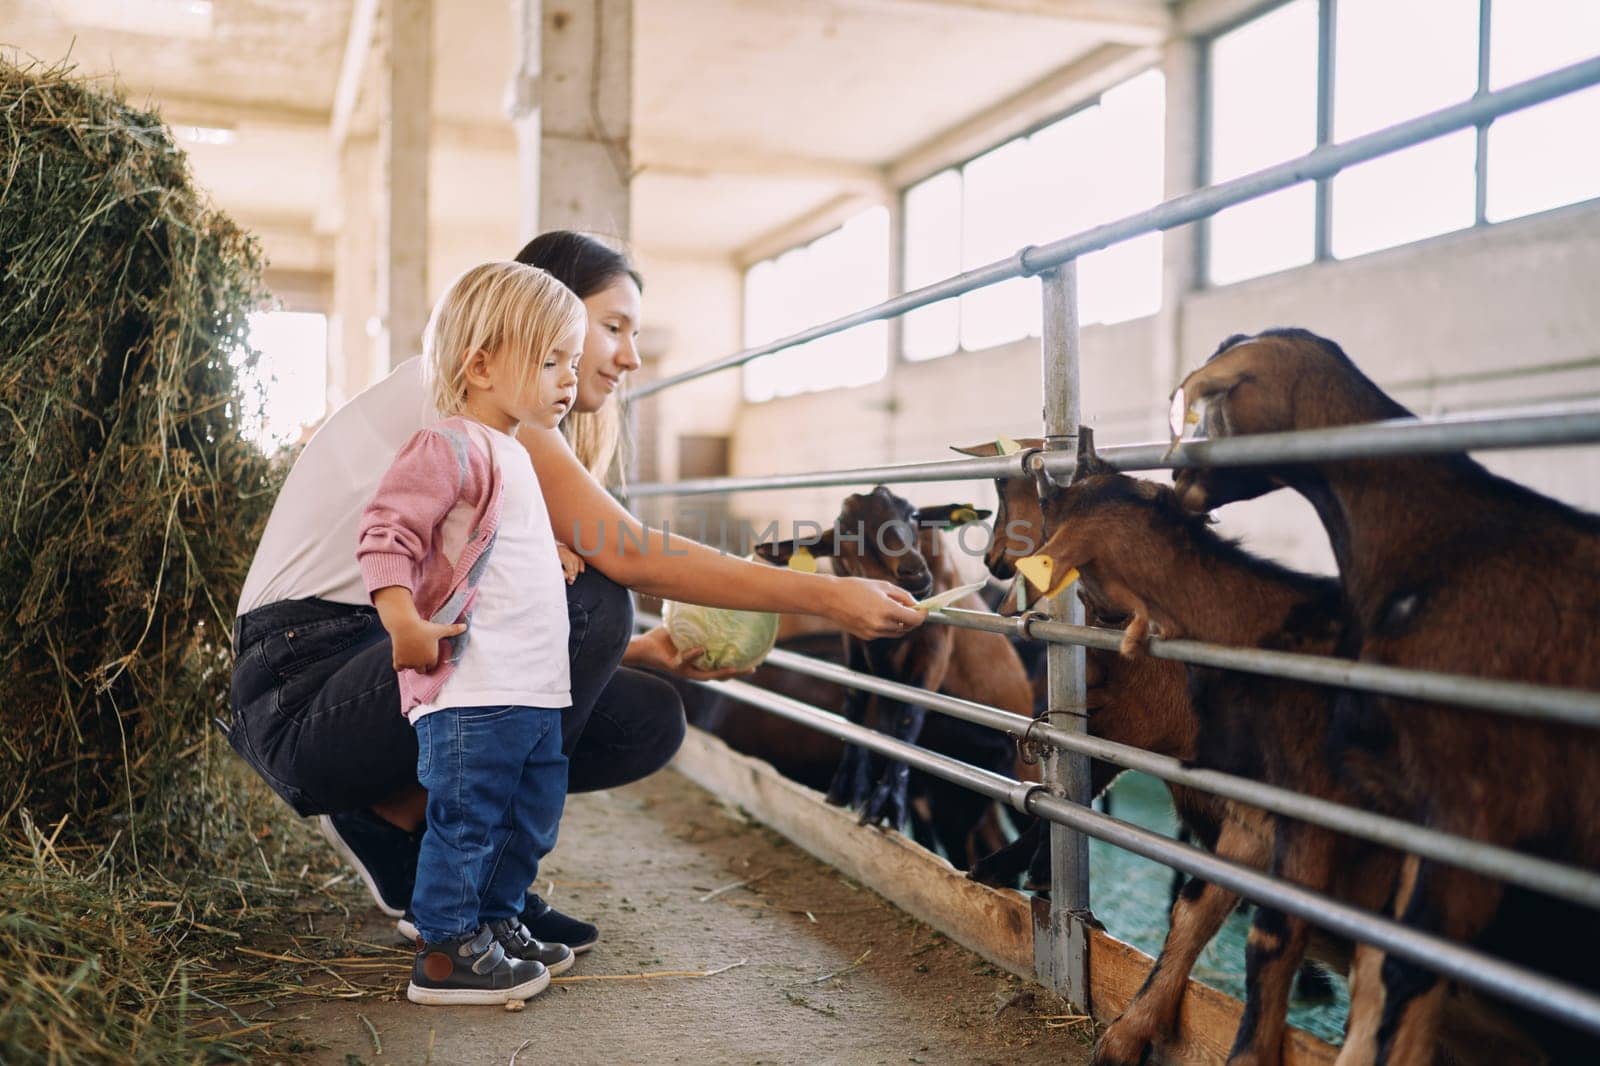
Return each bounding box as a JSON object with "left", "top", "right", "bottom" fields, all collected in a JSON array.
[{"left": 281, "top": 769, "right": 1095, "bottom": 1065}]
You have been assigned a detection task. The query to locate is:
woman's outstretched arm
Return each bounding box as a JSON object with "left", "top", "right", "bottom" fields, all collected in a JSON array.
[{"left": 520, "top": 425, "right": 924, "bottom": 641}]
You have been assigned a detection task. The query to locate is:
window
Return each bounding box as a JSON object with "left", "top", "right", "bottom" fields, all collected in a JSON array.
[
  {"left": 1206, "top": 0, "right": 1600, "bottom": 283},
  {"left": 741, "top": 206, "right": 890, "bottom": 403},
  {"left": 1330, "top": 0, "right": 1478, "bottom": 258},
  {"left": 901, "top": 68, "right": 1166, "bottom": 361},
  {"left": 901, "top": 171, "right": 962, "bottom": 361},
  {"left": 1485, "top": 0, "right": 1600, "bottom": 223},
  {"left": 235, "top": 311, "right": 328, "bottom": 450},
  {"left": 1205, "top": 0, "right": 1318, "bottom": 284}
]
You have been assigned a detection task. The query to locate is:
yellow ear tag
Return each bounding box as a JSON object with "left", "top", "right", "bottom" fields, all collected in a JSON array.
[
  {"left": 995, "top": 436, "right": 1022, "bottom": 456},
  {"left": 1165, "top": 388, "right": 1200, "bottom": 458},
  {"left": 948, "top": 506, "right": 979, "bottom": 527},
  {"left": 1015, "top": 555, "right": 1081, "bottom": 600},
  {"left": 1167, "top": 388, "right": 1188, "bottom": 442},
  {"left": 788, "top": 546, "right": 817, "bottom": 573}
]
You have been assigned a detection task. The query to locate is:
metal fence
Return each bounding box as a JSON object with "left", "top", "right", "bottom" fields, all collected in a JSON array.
[{"left": 624, "top": 54, "right": 1600, "bottom": 1038}]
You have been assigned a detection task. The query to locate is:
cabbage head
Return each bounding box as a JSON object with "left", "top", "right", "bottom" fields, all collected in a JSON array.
[{"left": 662, "top": 600, "right": 780, "bottom": 671}]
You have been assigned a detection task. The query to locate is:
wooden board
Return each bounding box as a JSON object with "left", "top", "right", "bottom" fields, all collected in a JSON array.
[{"left": 672, "top": 726, "right": 1337, "bottom": 1066}]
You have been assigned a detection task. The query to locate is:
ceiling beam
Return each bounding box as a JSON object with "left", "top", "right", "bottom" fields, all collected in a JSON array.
[
  {"left": 149, "top": 93, "right": 513, "bottom": 154},
  {"left": 887, "top": 41, "right": 1158, "bottom": 188},
  {"left": 315, "top": 0, "right": 382, "bottom": 234},
  {"left": 633, "top": 137, "right": 888, "bottom": 192},
  {"left": 147, "top": 93, "right": 328, "bottom": 133},
  {"left": 330, "top": 0, "right": 382, "bottom": 152},
  {"left": 231, "top": 212, "right": 335, "bottom": 275},
  {"left": 843, "top": 0, "right": 1172, "bottom": 44},
  {"left": 735, "top": 191, "right": 888, "bottom": 269}
]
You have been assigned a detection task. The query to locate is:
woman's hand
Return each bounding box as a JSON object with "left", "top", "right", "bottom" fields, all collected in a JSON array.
[
  {"left": 624, "top": 626, "right": 755, "bottom": 681},
  {"left": 824, "top": 577, "right": 926, "bottom": 640}
]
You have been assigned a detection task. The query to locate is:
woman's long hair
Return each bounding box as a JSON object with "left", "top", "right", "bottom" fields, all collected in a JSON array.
[{"left": 513, "top": 231, "right": 643, "bottom": 487}]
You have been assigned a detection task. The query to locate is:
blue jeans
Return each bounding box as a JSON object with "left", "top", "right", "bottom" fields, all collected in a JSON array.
[{"left": 411, "top": 705, "right": 568, "bottom": 944}]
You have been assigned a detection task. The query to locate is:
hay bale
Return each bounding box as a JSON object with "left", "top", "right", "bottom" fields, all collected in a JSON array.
[{"left": 0, "top": 56, "right": 280, "bottom": 845}]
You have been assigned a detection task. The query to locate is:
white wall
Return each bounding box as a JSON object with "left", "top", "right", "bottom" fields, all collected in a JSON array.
[{"left": 632, "top": 251, "right": 746, "bottom": 484}]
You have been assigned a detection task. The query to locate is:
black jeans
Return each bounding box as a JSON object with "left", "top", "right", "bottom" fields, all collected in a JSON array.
[{"left": 228, "top": 568, "right": 686, "bottom": 817}]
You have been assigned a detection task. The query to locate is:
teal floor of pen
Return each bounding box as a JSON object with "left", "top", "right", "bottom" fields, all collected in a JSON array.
[{"left": 1090, "top": 772, "right": 1349, "bottom": 1044}]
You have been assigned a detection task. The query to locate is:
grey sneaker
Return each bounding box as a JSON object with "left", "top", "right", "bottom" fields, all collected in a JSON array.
[
  {"left": 406, "top": 925, "right": 549, "bottom": 1005},
  {"left": 488, "top": 917, "right": 575, "bottom": 976}
]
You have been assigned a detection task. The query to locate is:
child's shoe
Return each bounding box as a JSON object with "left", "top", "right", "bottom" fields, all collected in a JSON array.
[
  {"left": 521, "top": 891, "right": 600, "bottom": 953},
  {"left": 488, "top": 917, "right": 576, "bottom": 976},
  {"left": 406, "top": 925, "right": 549, "bottom": 1005}
]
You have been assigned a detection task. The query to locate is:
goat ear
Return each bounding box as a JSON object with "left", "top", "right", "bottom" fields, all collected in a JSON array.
[
  {"left": 756, "top": 530, "right": 838, "bottom": 570},
  {"left": 1132, "top": 479, "right": 1163, "bottom": 501},
  {"left": 1168, "top": 351, "right": 1258, "bottom": 454},
  {"left": 1075, "top": 426, "right": 1112, "bottom": 478},
  {"left": 753, "top": 539, "right": 798, "bottom": 566},
  {"left": 1174, "top": 340, "right": 1263, "bottom": 417},
  {"left": 914, "top": 504, "right": 992, "bottom": 530}
]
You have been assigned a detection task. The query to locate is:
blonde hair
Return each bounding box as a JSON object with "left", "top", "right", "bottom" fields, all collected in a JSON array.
[
  {"left": 423, "top": 261, "right": 587, "bottom": 418},
  {"left": 560, "top": 399, "right": 626, "bottom": 488}
]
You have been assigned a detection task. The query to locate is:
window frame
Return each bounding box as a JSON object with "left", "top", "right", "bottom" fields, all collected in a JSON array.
[
  {"left": 1199, "top": 0, "right": 1595, "bottom": 287},
  {"left": 738, "top": 204, "right": 892, "bottom": 404},
  {"left": 895, "top": 67, "right": 1165, "bottom": 363}
]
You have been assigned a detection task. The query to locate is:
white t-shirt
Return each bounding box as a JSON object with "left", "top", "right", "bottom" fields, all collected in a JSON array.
[
  {"left": 238, "top": 357, "right": 435, "bottom": 615},
  {"left": 409, "top": 424, "right": 571, "bottom": 722}
]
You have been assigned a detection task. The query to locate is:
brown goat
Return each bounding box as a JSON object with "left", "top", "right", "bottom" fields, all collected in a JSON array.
[
  {"left": 1013, "top": 465, "right": 1393, "bottom": 1066},
  {"left": 953, "top": 438, "right": 1222, "bottom": 893},
  {"left": 1170, "top": 328, "right": 1600, "bottom": 1066},
  {"left": 756, "top": 485, "right": 1036, "bottom": 833},
  {"left": 959, "top": 437, "right": 1349, "bottom": 1062},
  {"left": 1021, "top": 466, "right": 1563, "bottom": 1066},
  {"left": 963, "top": 436, "right": 1543, "bottom": 1065}
]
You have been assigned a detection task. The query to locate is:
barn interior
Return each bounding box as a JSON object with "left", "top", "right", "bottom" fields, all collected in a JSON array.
[{"left": 3, "top": 0, "right": 1599, "bottom": 1062}]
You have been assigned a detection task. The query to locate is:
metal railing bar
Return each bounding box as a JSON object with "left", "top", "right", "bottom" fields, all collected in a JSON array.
[
  {"left": 705, "top": 631, "right": 1600, "bottom": 910},
  {"left": 1093, "top": 399, "right": 1600, "bottom": 472},
  {"left": 931, "top": 608, "right": 1600, "bottom": 730},
  {"left": 625, "top": 400, "right": 1600, "bottom": 498},
  {"left": 703, "top": 676, "right": 1600, "bottom": 1034},
  {"left": 631, "top": 56, "right": 1600, "bottom": 402},
  {"left": 626, "top": 452, "right": 1025, "bottom": 498}
]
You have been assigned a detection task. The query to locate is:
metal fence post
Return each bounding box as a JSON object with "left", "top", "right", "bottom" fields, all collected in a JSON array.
[{"left": 1034, "top": 261, "right": 1092, "bottom": 1011}]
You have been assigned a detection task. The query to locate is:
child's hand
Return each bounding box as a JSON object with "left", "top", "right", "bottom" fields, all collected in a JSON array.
[
  {"left": 391, "top": 618, "right": 467, "bottom": 672},
  {"left": 557, "top": 543, "right": 585, "bottom": 585}
]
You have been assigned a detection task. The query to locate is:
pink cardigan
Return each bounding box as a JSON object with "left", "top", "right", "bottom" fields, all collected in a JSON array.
[{"left": 356, "top": 417, "right": 503, "bottom": 711}]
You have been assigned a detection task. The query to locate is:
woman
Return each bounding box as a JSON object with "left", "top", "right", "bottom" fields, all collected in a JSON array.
[{"left": 228, "top": 232, "right": 923, "bottom": 953}]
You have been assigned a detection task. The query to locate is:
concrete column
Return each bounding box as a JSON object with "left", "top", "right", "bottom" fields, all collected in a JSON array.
[
  {"left": 540, "top": 0, "right": 632, "bottom": 235},
  {"left": 377, "top": 0, "right": 432, "bottom": 373},
  {"left": 506, "top": 0, "right": 542, "bottom": 244},
  {"left": 329, "top": 137, "right": 381, "bottom": 405},
  {"left": 1152, "top": 36, "right": 1202, "bottom": 436}
]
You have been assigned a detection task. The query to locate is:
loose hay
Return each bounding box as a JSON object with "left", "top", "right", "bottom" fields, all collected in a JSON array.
[
  {"left": 0, "top": 56, "right": 363, "bottom": 1063},
  {"left": 0, "top": 54, "right": 276, "bottom": 837}
]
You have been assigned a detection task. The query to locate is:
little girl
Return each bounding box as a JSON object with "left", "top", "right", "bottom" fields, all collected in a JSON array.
[{"left": 357, "top": 261, "right": 586, "bottom": 1006}]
